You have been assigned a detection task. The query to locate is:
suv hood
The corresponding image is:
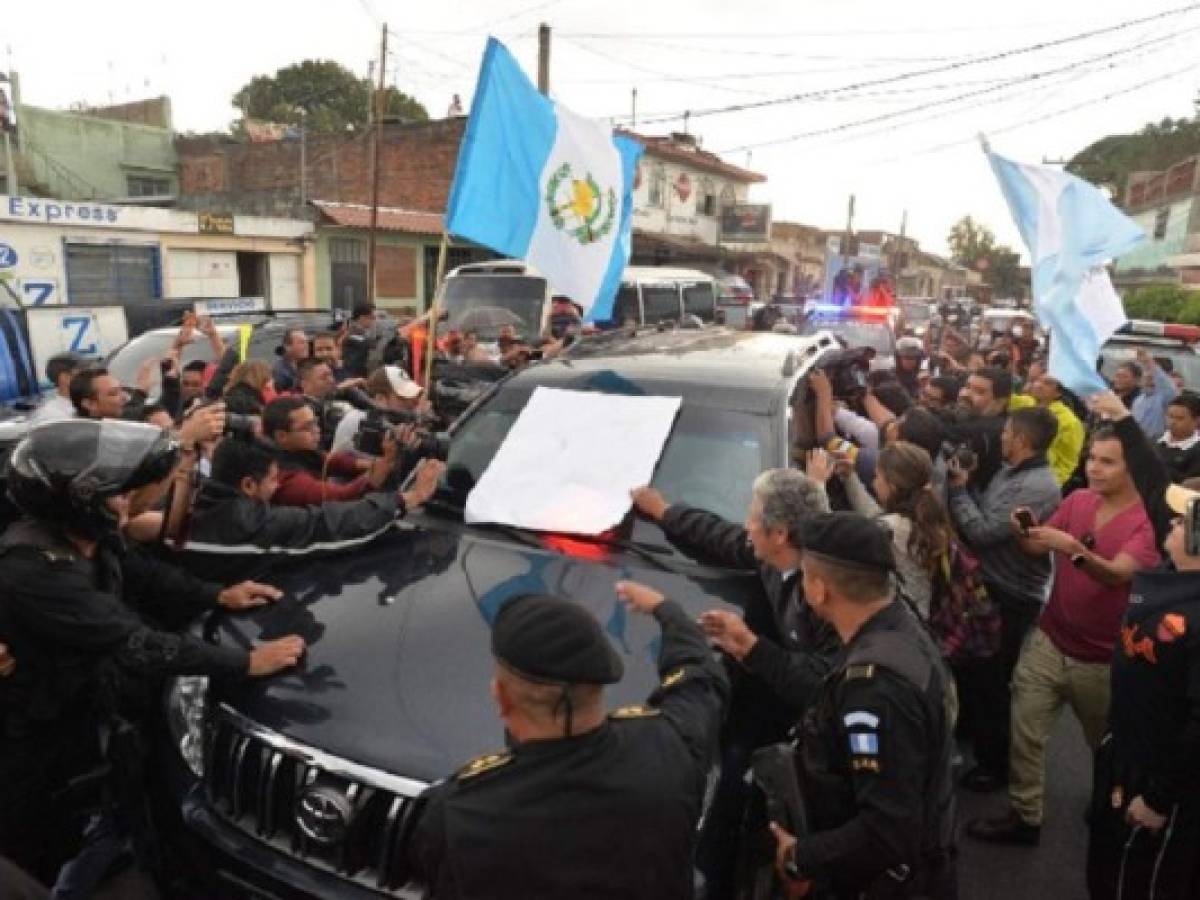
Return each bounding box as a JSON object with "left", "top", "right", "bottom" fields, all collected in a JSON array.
[{"left": 205, "top": 521, "right": 753, "bottom": 784}]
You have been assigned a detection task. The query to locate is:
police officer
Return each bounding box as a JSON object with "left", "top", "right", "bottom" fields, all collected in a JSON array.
[
  {"left": 0, "top": 419, "right": 305, "bottom": 889},
  {"left": 408, "top": 581, "right": 729, "bottom": 899},
  {"left": 770, "top": 512, "right": 957, "bottom": 899}
]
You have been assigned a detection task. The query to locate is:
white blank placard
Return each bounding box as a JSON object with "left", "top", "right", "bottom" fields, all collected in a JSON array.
[{"left": 464, "top": 387, "right": 682, "bottom": 535}]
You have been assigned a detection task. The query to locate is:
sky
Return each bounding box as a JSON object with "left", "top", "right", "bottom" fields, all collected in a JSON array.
[{"left": 6, "top": 0, "right": 1200, "bottom": 260}]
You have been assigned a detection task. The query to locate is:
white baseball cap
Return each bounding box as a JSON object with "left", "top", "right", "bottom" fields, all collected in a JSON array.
[{"left": 383, "top": 366, "right": 423, "bottom": 400}]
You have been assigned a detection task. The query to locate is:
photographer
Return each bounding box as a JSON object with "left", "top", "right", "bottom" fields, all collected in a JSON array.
[
  {"left": 948, "top": 406, "right": 1062, "bottom": 793},
  {"left": 945, "top": 366, "right": 1013, "bottom": 492},
  {"left": 331, "top": 365, "right": 429, "bottom": 456},
  {"left": 0, "top": 420, "right": 304, "bottom": 889},
  {"left": 264, "top": 396, "right": 395, "bottom": 506},
  {"left": 175, "top": 437, "right": 444, "bottom": 584}
]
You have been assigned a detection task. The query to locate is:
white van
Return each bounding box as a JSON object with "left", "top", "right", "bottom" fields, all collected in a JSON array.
[
  {"left": 606, "top": 266, "right": 718, "bottom": 328},
  {"left": 439, "top": 261, "right": 551, "bottom": 340}
]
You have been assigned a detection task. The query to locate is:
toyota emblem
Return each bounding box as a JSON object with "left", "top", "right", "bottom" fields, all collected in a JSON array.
[{"left": 295, "top": 785, "right": 352, "bottom": 845}]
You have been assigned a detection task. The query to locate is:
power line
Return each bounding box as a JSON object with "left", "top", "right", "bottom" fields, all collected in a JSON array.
[
  {"left": 863, "top": 57, "right": 1200, "bottom": 166},
  {"left": 708, "top": 23, "right": 1199, "bottom": 151},
  {"left": 618, "top": 3, "right": 1200, "bottom": 125}
]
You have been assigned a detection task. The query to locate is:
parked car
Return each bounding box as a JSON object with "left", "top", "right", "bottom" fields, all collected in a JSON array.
[
  {"left": 605, "top": 266, "right": 718, "bottom": 328},
  {"left": 1100, "top": 320, "right": 1200, "bottom": 389},
  {"left": 155, "top": 326, "right": 836, "bottom": 899}
]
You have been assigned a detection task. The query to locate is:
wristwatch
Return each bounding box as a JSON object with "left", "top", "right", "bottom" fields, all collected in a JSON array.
[{"left": 1071, "top": 552, "right": 1087, "bottom": 569}]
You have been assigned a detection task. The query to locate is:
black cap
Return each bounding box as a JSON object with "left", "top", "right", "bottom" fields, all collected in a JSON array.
[
  {"left": 802, "top": 512, "right": 897, "bottom": 573},
  {"left": 491, "top": 595, "right": 624, "bottom": 685}
]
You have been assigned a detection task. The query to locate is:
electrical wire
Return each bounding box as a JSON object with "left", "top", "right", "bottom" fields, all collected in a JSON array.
[
  {"left": 714, "top": 24, "right": 1200, "bottom": 152},
  {"left": 861, "top": 57, "right": 1200, "bottom": 166},
  {"left": 612, "top": 3, "right": 1200, "bottom": 125}
]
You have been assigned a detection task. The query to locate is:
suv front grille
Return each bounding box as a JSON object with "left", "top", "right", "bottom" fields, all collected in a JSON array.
[{"left": 203, "top": 704, "right": 428, "bottom": 895}]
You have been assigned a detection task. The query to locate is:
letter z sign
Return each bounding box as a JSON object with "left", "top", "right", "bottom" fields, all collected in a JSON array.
[{"left": 62, "top": 315, "right": 98, "bottom": 355}]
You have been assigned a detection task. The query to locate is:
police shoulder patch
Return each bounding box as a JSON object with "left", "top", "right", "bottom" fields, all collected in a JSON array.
[
  {"left": 610, "top": 704, "right": 662, "bottom": 720},
  {"left": 845, "top": 663, "right": 876, "bottom": 681},
  {"left": 455, "top": 751, "right": 513, "bottom": 781}
]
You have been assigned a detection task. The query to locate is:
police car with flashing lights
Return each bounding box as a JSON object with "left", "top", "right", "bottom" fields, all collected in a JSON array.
[
  {"left": 799, "top": 302, "right": 898, "bottom": 371},
  {"left": 1101, "top": 320, "right": 1200, "bottom": 389}
]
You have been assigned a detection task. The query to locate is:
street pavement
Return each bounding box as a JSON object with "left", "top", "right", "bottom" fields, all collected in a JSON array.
[{"left": 957, "top": 713, "right": 1092, "bottom": 900}]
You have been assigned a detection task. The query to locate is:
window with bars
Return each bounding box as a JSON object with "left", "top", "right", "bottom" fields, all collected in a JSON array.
[{"left": 65, "top": 243, "right": 160, "bottom": 304}]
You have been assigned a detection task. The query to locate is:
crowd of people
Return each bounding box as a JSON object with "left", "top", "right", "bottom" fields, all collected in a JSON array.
[{"left": 0, "top": 305, "right": 1198, "bottom": 900}]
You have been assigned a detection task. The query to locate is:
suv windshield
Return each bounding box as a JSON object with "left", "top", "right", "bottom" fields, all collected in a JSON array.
[
  {"left": 441, "top": 385, "right": 769, "bottom": 527},
  {"left": 442, "top": 275, "right": 547, "bottom": 339},
  {"left": 902, "top": 303, "right": 931, "bottom": 322}
]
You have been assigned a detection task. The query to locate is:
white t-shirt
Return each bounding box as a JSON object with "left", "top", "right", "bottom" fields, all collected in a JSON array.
[{"left": 27, "top": 394, "right": 76, "bottom": 425}]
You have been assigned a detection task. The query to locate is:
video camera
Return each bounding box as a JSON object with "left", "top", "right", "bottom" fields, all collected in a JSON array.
[
  {"left": 353, "top": 408, "right": 449, "bottom": 460},
  {"left": 814, "top": 346, "right": 873, "bottom": 401},
  {"left": 191, "top": 398, "right": 257, "bottom": 441}
]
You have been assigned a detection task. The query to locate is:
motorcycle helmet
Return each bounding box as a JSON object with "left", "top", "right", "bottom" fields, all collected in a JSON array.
[{"left": 7, "top": 419, "right": 180, "bottom": 539}]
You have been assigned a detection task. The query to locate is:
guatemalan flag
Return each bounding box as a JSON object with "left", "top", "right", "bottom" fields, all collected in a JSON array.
[
  {"left": 445, "top": 39, "right": 643, "bottom": 322},
  {"left": 984, "top": 142, "right": 1145, "bottom": 396}
]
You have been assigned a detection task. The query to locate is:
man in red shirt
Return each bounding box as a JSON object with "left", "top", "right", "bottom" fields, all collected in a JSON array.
[
  {"left": 263, "top": 396, "right": 396, "bottom": 506},
  {"left": 968, "top": 424, "right": 1160, "bottom": 846}
]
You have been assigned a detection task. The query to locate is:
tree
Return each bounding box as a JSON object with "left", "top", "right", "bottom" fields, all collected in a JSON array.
[
  {"left": 947, "top": 216, "right": 1025, "bottom": 298},
  {"left": 1066, "top": 114, "right": 1200, "bottom": 196},
  {"left": 947, "top": 216, "right": 996, "bottom": 267},
  {"left": 232, "top": 60, "right": 428, "bottom": 134}
]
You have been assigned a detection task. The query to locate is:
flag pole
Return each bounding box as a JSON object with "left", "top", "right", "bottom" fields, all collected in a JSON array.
[
  {"left": 977, "top": 132, "right": 992, "bottom": 154},
  {"left": 424, "top": 229, "right": 451, "bottom": 387}
]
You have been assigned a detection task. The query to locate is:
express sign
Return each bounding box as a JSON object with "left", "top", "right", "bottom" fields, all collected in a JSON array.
[{"left": 6, "top": 195, "right": 122, "bottom": 225}]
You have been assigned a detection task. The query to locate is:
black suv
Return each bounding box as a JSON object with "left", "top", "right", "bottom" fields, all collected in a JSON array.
[{"left": 157, "top": 327, "right": 836, "bottom": 898}]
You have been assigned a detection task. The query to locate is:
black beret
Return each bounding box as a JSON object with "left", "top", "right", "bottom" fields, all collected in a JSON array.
[
  {"left": 802, "top": 512, "right": 896, "bottom": 573},
  {"left": 492, "top": 595, "right": 624, "bottom": 685}
]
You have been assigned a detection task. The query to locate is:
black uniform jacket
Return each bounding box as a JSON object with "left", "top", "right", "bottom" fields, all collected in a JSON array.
[
  {"left": 795, "top": 600, "right": 955, "bottom": 893},
  {"left": 0, "top": 518, "right": 248, "bottom": 734},
  {"left": 1110, "top": 567, "right": 1200, "bottom": 813},
  {"left": 660, "top": 503, "right": 839, "bottom": 718},
  {"left": 175, "top": 479, "right": 403, "bottom": 584},
  {"left": 409, "top": 600, "right": 730, "bottom": 900}
]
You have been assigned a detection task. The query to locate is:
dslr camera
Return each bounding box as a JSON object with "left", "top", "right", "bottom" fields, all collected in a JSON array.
[{"left": 353, "top": 409, "right": 449, "bottom": 460}]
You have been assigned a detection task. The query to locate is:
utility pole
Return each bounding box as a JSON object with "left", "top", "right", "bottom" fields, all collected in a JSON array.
[
  {"left": 297, "top": 107, "right": 307, "bottom": 207},
  {"left": 631, "top": 87, "right": 637, "bottom": 128},
  {"left": 537, "top": 23, "right": 551, "bottom": 95},
  {"left": 893, "top": 208, "right": 907, "bottom": 275},
  {"left": 841, "top": 194, "right": 856, "bottom": 269},
  {"left": 0, "top": 72, "right": 17, "bottom": 196},
  {"left": 366, "top": 23, "right": 387, "bottom": 309}
]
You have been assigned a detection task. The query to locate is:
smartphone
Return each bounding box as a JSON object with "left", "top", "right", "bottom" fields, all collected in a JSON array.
[
  {"left": 1187, "top": 498, "right": 1200, "bottom": 556},
  {"left": 1015, "top": 508, "right": 1035, "bottom": 534}
]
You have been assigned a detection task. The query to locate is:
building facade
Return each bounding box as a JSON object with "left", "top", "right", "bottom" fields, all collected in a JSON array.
[
  {"left": 0, "top": 75, "right": 177, "bottom": 204},
  {"left": 1116, "top": 155, "right": 1200, "bottom": 287},
  {"left": 0, "top": 194, "right": 314, "bottom": 310}
]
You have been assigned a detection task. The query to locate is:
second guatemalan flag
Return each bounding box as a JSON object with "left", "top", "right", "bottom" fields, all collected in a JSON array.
[
  {"left": 984, "top": 144, "right": 1145, "bottom": 396},
  {"left": 445, "top": 39, "right": 643, "bottom": 322}
]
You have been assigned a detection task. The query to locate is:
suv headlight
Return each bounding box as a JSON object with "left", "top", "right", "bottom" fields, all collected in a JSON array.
[{"left": 166, "top": 676, "right": 208, "bottom": 777}]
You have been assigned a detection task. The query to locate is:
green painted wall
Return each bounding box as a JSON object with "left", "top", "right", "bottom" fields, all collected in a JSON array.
[
  {"left": 2, "top": 103, "right": 176, "bottom": 201},
  {"left": 314, "top": 228, "right": 432, "bottom": 314}
]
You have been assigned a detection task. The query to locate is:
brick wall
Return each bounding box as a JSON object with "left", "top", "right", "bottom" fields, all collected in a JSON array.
[
  {"left": 176, "top": 118, "right": 466, "bottom": 215},
  {"left": 378, "top": 245, "right": 418, "bottom": 297}
]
